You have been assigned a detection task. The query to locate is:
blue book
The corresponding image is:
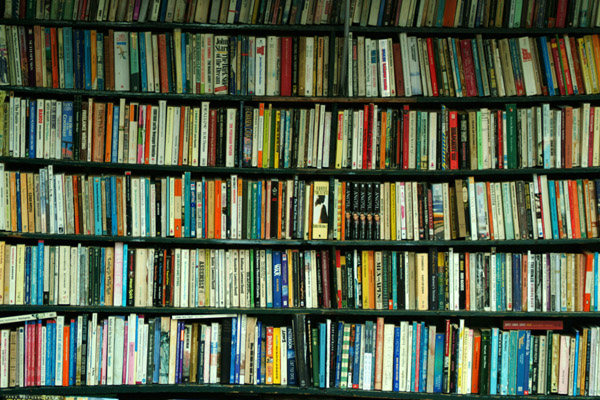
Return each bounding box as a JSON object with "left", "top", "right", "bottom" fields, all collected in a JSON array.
[
  {"left": 548, "top": 181, "right": 560, "bottom": 239},
  {"left": 538, "top": 37, "right": 555, "bottom": 95},
  {"left": 508, "top": 330, "right": 519, "bottom": 395},
  {"left": 15, "top": 172, "right": 21, "bottom": 232},
  {"left": 230, "top": 316, "right": 238, "bottom": 383},
  {"left": 391, "top": 252, "right": 398, "bottom": 309},
  {"left": 523, "top": 330, "right": 531, "bottom": 394},
  {"left": 83, "top": 30, "right": 92, "bottom": 90},
  {"left": 61, "top": 101, "right": 74, "bottom": 159},
  {"left": 24, "top": 247, "right": 31, "bottom": 304},
  {"left": 352, "top": 324, "right": 362, "bottom": 388},
  {"left": 235, "top": 318, "right": 242, "bottom": 384},
  {"left": 31, "top": 247, "right": 37, "bottom": 305},
  {"left": 28, "top": 100, "right": 36, "bottom": 158},
  {"left": 272, "top": 251, "right": 282, "bottom": 308},
  {"left": 190, "top": 182, "right": 196, "bottom": 237},
  {"left": 139, "top": 32, "right": 148, "bottom": 92},
  {"left": 516, "top": 330, "right": 526, "bottom": 394},
  {"left": 181, "top": 33, "right": 187, "bottom": 93},
  {"left": 63, "top": 27, "right": 74, "bottom": 89},
  {"left": 45, "top": 321, "right": 53, "bottom": 385},
  {"left": 256, "top": 321, "right": 262, "bottom": 384},
  {"left": 435, "top": 0, "right": 446, "bottom": 26},
  {"left": 392, "top": 326, "right": 401, "bottom": 391},
  {"left": 500, "top": 331, "right": 510, "bottom": 395},
  {"left": 153, "top": 317, "right": 161, "bottom": 383},
  {"left": 201, "top": 178, "right": 206, "bottom": 238},
  {"left": 281, "top": 252, "right": 289, "bottom": 307},
  {"left": 450, "top": 40, "right": 463, "bottom": 95},
  {"left": 573, "top": 330, "right": 580, "bottom": 395},
  {"left": 93, "top": 177, "right": 102, "bottom": 235},
  {"left": 433, "top": 333, "right": 444, "bottom": 393},
  {"left": 111, "top": 105, "right": 119, "bottom": 163},
  {"left": 377, "top": 0, "right": 386, "bottom": 25},
  {"left": 410, "top": 322, "right": 417, "bottom": 392},
  {"left": 122, "top": 244, "right": 128, "bottom": 306},
  {"left": 513, "top": 254, "right": 522, "bottom": 311},
  {"left": 96, "top": 33, "right": 104, "bottom": 90},
  {"left": 72, "top": 30, "right": 83, "bottom": 89},
  {"left": 184, "top": 172, "right": 191, "bottom": 237},
  {"left": 490, "top": 328, "right": 499, "bottom": 394},
  {"left": 334, "top": 322, "right": 344, "bottom": 388},
  {"left": 471, "top": 39, "right": 484, "bottom": 96},
  {"left": 159, "top": 0, "right": 168, "bottom": 20},
  {"left": 37, "top": 241, "right": 44, "bottom": 304},
  {"left": 420, "top": 324, "right": 428, "bottom": 392},
  {"left": 69, "top": 319, "right": 77, "bottom": 385},
  {"left": 319, "top": 323, "right": 326, "bottom": 388}
]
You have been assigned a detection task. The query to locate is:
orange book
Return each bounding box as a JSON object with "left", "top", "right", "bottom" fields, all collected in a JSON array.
[
  {"left": 104, "top": 102, "right": 114, "bottom": 162},
  {"left": 591, "top": 35, "right": 600, "bottom": 87},
  {"left": 380, "top": 111, "right": 387, "bottom": 169},
  {"left": 215, "top": 179, "right": 222, "bottom": 239},
  {"left": 368, "top": 251, "right": 375, "bottom": 309},
  {"left": 569, "top": 180, "right": 581, "bottom": 239},
  {"left": 373, "top": 317, "right": 384, "bottom": 390},
  {"left": 90, "top": 30, "right": 97, "bottom": 89},
  {"left": 174, "top": 178, "right": 182, "bottom": 238},
  {"left": 471, "top": 330, "right": 482, "bottom": 393},
  {"left": 62, "top": 324, "right": 70, "bottom": 386},
  {"left": 442, "top": 0, "right": 458, "bottom": 26},
  {"left": 144, "top": 104, "right": 152, "bottom": 164}
]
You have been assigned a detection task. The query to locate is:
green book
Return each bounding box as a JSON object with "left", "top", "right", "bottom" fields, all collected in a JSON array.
[
  {"left": 505, "top": 103, "right": 517, "bottom": 169},
  {"left": 311, "top": 327, "right": 320, "bottom": 387}
]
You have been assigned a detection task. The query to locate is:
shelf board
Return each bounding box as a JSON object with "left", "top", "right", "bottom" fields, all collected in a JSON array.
[
  {"left": 5, "top": 86, "right": 600, "bottom": 103},
  {"left": 3, "top": 157, "right": 600, "bottom": 178},
  {"left": 0, "top": 384, "right": 598, "bottom": 399},
  {"left": 0, "top": 18, "right": 343, "bottom": 32},
  {"left": 1, "top": 232, "right": 600, "bottom": 247},
  {"left": 349, "top": 26, "right": 600, "bottom": 35},
  {"left": 0, "top": 305, "right": 597, "bottom": 318}
]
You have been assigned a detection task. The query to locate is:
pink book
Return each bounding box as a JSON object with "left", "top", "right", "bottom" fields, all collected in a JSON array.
[
  {"left": 132, "top": 0, "right": 141, "bottom": 21},
  {"left": 114, "top": 243, "right": 124, "bottom": 306},
  {"left": 36, "top": 321, "right": 42, "bottom": 386},
  {"left": 127, "top": 316, "right": 136, "bottom": 384},
  {"left": 557, "top": 335, "right": 570, "bottom": 394}
]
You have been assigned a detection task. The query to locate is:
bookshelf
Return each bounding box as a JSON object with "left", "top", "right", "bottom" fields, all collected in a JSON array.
[{"left": 1, "top": 0, "right": 600, "bottom": 399}]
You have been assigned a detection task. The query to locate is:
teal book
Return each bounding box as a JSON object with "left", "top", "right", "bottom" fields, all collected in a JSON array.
[
  {"left": 505, "top": 104, "right": 517, "bottom": 168},
  {"left": 433, "top": 333, "right": 444, "bottom": 392}
]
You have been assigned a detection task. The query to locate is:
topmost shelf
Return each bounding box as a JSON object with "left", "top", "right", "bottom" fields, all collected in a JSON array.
[{"left": 2, "top": 18, "right": 600, "bottom": 35}]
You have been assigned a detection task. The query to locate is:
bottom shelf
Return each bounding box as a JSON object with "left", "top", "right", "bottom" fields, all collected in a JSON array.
[{"left": 0, "top": 385, "right": 598, "bottom": 399}]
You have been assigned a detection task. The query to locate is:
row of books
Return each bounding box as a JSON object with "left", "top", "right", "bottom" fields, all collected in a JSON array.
[
  {"left": 2, "top": 240, "right": 599, "bottom": 313},
  {"left": 1, "top": 166, "right": 599, "bottom": 242},
  {"left": 4, "top": 95, "right": 600, "bottom": 171},
  {"left": 299, "top": 316, "right": 600, "bottom": 396},
  {"left": 0, "top": 26, "right": 345, "bottom": 97},
  {"left": 2, "top": 0, "right": 344, "bottom": 25},
  {"left": 351, "top": 0, "right": 600, "bottom": 27},
  {"left": 0, "top": 313, "right": 298, "bottom": 388},
  {"left": 348, "top": 33, "right": 600, "bottom": 98}
]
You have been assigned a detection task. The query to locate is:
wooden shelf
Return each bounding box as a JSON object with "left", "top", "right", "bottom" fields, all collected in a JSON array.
[
  {"left": 0, "top": 305, "right": 597, "bottom": 318},
  {"left": 1, "top": 232, "right": 599, "bottom": 248},
  {"left": 3, "top": 157, "right": 600, "bottom": 179}
]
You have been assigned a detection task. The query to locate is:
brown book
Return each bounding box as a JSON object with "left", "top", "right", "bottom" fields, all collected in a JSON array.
[
  {"left": 563, "top": 106, "right": 573, "bottom": 168},
  {"left": 9, "top": 330, "right": 16, "bottom": 386},
  {"left": 454, "top": 180, "right": 468, "bottom": 238},
  {"left": 92, "top": 102, "right": 106, "bottom": 162},
  {"left": 298, "top": 37, "right": 306, "bottom": 97},
  {"left": 104, "top": 30, "right": 115, "bottom": 91},
  {"left": 374, "top": 316, "right": 385, "bottom": 390},
  {"left": 392, "top": 42, "right": 405, "bottom": 96},
  {"left": 33, "top": 25, "right": 43, "bottom": 87},
  {"left": 190, "top": 322, "right": 199, "bottom": 383}
]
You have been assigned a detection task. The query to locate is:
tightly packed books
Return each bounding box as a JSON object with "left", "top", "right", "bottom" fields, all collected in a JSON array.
[
  {"left": 299, "top": 316, "right": 600, "bottom": 396},
  {"left": 0, "top": 166, "right": 598, "bottom": 241},
  {"left": 1, "top": 0, "right": 344, "bottom": 25},
  {"left": 0, "top": 313, "right": 297, "bottom": 388},
  {"left": 348, "top": 33, "right": 600, "bottom": 97},
  {"left": 3, "top": 96, "right": 600, "bottom": 170},
  {"left": 350, "top": 0, "right": 600, "bottom": 27},
  {"left": 1, "top": 241, "right": 599, "bottom": 312},
  {"left": 0, "top": 26, "right": 344, "bottom": 96}
]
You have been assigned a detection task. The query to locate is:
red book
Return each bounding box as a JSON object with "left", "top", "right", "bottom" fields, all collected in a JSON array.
[
  {"left": 144, "top": 104, "right": 152, "bottom": 164},
  {"left": 503, "top": 320, "right": 564, "bottom": 330},
  {"left": 459, "top": 39, "right": 478, "bottom": 97},
  {"left": 280, "top": 37, "right": 292, "bottom": 96},
  {"left": 362, "top": 104, "right": 369, "bottom": 169},
  {"left": 104, "top": 102, "right": 114, "bottom": 162},
  {"left": 449, "top": 111, "right": 458, "bottom": 169},
  {"left": 442, "top": 0, "right": 458, "bottom": 26},
  {"left": 569, "top": 37, "right": 585, "bottom": 95},
  {"left": 208, "top": 109, "right": 217, "bottom": 166},
  {"left": 321, "top": 250, "right": 331, "bottom": 308},
  {"left": 366, "top": 104, "right": 374, "bottom": 169},
  {"left": 555, "top": 0, "right": 568, "bottom": 27},
  {"left": 497, "top": 110, "right": 504, "bottom": 169},
  {"left": 550, "top": 39, "right": 566, "bottom": 96},
  {"left": 569, "top": 180, "right": 582, "bottom": 239},
  {"left": 471, "top": 331, "right": 481, "bottom": 393},
  {"left": 558, "top": 38, "right": 574, "bottom": 95},
  {"left": 392, "top": 43, "right": 405, "bottom": 97},
  {"left": 63, "top": 324, "right": 70, "bottom": 386},
  {"left": 335, "top": 250, "right": 342, "bottom": 308},
  {"left": 402, "top": 105, "right": 410, "bottom": 169},
  {"left": 158, "top": 34, "right": 170, "bottom": 93},
  {"left": 50, "top": 28, "right": 59, "bottom": 88},
  {"left": 427, "top": 38, "right": 439, "bottom": 96},
  {"left": 215, "top": 179, "right": 222, "bottom": 239},
  {"left": 414, "top": 322, "right": 422, "bottom": 391},
  {"left": 174, "top": 178, "right": 182, "bottom": 238},
  {"left": 583, "top": 251, "right": 594, "bottom": 311}
]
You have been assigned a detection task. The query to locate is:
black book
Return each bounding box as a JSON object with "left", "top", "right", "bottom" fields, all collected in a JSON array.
[
  {"left": 417, "top": 183, "right": 426, "bottom": 240},
  {"left": 459, "top": 253, "right": 466, "bottom": 310},
  {"left": 147, "top": 318, "right": 156, "bottom": 384},
  {"left": 524, "top": 182, "right": 534, "bottom": 239},
  {"left": 164, "top": 250, "right": 172, "bottom": 306},
  {"left": 315, "top": 251, "right": 323, "bottom": 307},
  {"left": 366, "top": 183, "right": 373, "bottom": 240},
  {"left": 359, "top": 183, "right": 366, "bottom": 240},
  {"left": 125, "top": 172, "right": 132, "bottom": 236},
  {"left": 152, "top": 249, "right": 160, "bottom": 306},
  {"left": 340, "top": 252, "right": 348, "bottom": 308},
  {"left": 198, "top": 324, "right": 205, "bottom": 383},
  {"left": 459, "top": 113, "right": 469, "bottom": 169},
  {"left": 220, "top": 318, "right": 233, "bottom": 384},
  {"left": 156, "top": 249, "right": 164, "bottom": 306},
  {"left": 355, "top": 252, "right": 362, "bottom": 308},
  {"left": 479, "top": 328, "right": 491, "bottom": 394},
  {"left": 298, "top": 251, "right": 306, "bottom": 308},
  {"left": 345, "top": 251, "right": 354, "bottom": 309},
  {"left": 329, "top": 319, "right": 338, "bottom": 388},
  {"left": 80, "top": 314, "right": 88, "bottom": 384},
  {"left": 155, "top": 179, "right": 161, "bottom": 236},
  {"left": 531, "top": 335, "right": 539, "bottom": 393},
  {"left": 254, "top": 250, "right": 262, "bottom": 307},
  {"left": 225, "top": 179, "right": 231, "bottom": 238},
  {"left": 293, "top": 176, "right": 299, "bottom": 238},
  {"left": 397, "top": 252, "right": 405, "bottom": 310},
  {"left": 292, "top": 250, "right": 300, "bottom": 308},
  {"left": 217, "top": 108, "right": 227, "bottom": 166},
  {"left": 373, "top": 183, "right": 381, "bottom": 240},
  {"left": 345, "top": 182, "right": 352, "bottom": 240}
]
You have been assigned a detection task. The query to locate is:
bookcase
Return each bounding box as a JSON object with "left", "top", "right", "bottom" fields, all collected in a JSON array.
[{"left": 1, "top": 0, "right": 600, "bottom": 399}]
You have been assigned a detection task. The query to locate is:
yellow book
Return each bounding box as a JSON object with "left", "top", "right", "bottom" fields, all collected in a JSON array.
[
  {"left": 362, "top": 250, "right": 370, "bottom": 309},
  {"left": 368, "top": 251, "right": 375, "bottom": 309},
  {"left": 20, "top": 173, "right": 28, "bottom": 233},
  {"left": 416, "top": 253, "right": 429, "bottom": 310},
  {"left": 266, "top": 326, "right": 274, "bottom": 384},
  {"left": 274, "top": 110, "right": 281, "bottom": 168},
  {"left": 390, "top": 183, "right": 397, "bottom": 241},
  {"left": 578, "top": 38, "right": 593, "bottom": 94},
  {"left": 585, "top": 36, "right": 599, "bottom": 94},
  {"left": 273, "top": 327, "right": 281, "bottom": 384},
  {"left": 173, "top": 29, "right": 183, "bottom": 93}
]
